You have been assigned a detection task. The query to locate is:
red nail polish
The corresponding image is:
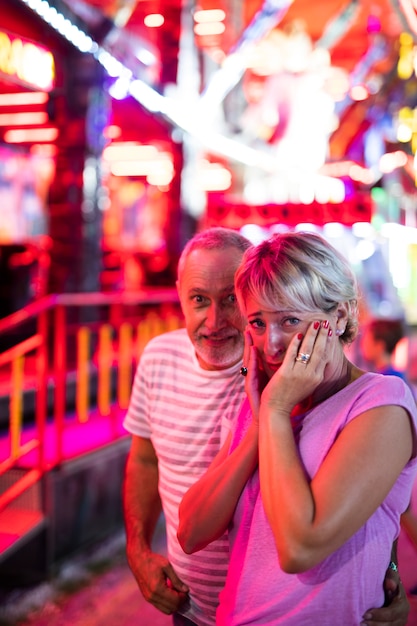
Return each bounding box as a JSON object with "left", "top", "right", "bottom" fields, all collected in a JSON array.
[
  {"left": 298, "top": 333, "right": 303, "bottom": 340},
  {"left": 328, "top": 329, "right": 333, "bottom": 337},
  {"left": 323, "top": 320, "right": 329, "bottom": 329},
  {"left": 314, "top": 321, "right": 319, "bottom": 329}
]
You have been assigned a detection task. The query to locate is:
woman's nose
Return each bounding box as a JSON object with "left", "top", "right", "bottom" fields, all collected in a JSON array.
[{"left": 264, "top": 327, "right": 283, "bottom": 357}]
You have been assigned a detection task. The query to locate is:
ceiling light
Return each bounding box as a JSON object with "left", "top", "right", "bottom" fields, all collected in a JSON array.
[
  {"left": 144, "top": 14, "right": 164, "bottom": 28},
  {"left": 19, "top": 0, "right": 97, "bottom": 54},
  {"left": 194, "top": 22, "right": 226, "bottom": 36},
  {"left": 194, "top": 9, "right": 226, "bottom": 23}
]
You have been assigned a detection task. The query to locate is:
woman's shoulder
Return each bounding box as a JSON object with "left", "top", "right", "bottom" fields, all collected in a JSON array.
[{"left": 350, "top": 371, "right": 416, "bottom": 413}]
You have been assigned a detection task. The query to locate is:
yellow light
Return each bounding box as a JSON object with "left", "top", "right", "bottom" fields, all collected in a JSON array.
[
  {"left": 0, "top": 31, "right": 55, "bottom": 91},
  {"left": 397, "top": 122, "right": 413, "bottom": 143}
]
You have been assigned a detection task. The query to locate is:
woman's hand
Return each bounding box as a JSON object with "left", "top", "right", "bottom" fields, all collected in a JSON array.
[
  {"left": 243, "top": 329, "right": 268, "bottom": 422},
  {"left": 261, "top": 319, "right": 334, "bottom": 415}
]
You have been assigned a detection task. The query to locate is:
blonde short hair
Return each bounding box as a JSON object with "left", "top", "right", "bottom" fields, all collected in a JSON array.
[{"left": 235, "top": 231, "right": 359, "bottom": 344}]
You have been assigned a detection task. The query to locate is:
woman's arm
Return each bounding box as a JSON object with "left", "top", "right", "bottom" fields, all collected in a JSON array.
[
  {"left": 177, "top": 420, "right": 258, "bottom": 554},
  {"left": 259, "top": 402, "right": 413, "bottom": 573}
]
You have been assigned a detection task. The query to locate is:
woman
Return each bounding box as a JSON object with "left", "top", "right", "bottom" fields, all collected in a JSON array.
[{"left": 177, "top": 231, "right": 417, "bottom": 625}]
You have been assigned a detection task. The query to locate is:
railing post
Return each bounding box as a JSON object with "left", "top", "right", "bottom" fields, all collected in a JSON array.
[
  {"left": 10, "top": 355, "right": 24, "bottom": 460},
  {"left": 98, "top": 324, "right": 112, "bottom": 416},
  {"left": 54, "top": 305, "right": 67, "bottom": 465},
  {"left": 117, "top": 322, "right": 132, "bottom": 410},
  {"left": 76, "top": 326, "right": 90, "bottom": 423},
  {"left": 36, "top": 309, "right": 48, "bottom": 470}
]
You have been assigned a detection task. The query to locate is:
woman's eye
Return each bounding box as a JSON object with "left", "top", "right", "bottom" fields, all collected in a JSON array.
[
  {"left": 227, "top": 294, "right": 237, "bottom": 303},
  {"left": 282, "top": 317, "right": 300, "bottom": 328},
  {"left": 249, "top": 319, "right": 265, "bottom": 330}
]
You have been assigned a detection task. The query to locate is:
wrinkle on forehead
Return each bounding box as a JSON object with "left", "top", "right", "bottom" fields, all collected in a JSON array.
[{"left": 180, "top": 248, "right": 242, "bottom": 289}]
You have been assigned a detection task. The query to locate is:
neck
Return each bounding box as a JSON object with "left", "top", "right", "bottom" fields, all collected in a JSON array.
[{"left": 311, "top": 355, "right": 363, "bottom": 408}]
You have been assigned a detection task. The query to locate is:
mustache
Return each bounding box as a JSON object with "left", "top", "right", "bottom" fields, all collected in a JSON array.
[{"left": 198, "top": 330, "right": 240, "bottom": 340}]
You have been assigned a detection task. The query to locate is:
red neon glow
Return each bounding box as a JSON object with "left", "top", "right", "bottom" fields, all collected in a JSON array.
[
  {"left": 0, "top": 92, "right": 49, "bottom": 106},
  {"left": 0, "top": 112, "right": 48, "bottom": 126},
  {"left": 4, "top": 127, "right": 59, "bottom": 143}
]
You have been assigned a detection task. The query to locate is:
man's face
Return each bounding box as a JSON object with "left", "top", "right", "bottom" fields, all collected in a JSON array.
[{"left": 177, "top": 246, "right": 246, "bottom": 370}]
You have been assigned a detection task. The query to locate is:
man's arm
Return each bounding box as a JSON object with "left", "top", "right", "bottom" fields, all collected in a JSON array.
[
  {"left": 361, "top": 542, "right": 409, "bottom": 626},
  {"left": 123, "top": 435, "right": 189, "bottom": 615}
]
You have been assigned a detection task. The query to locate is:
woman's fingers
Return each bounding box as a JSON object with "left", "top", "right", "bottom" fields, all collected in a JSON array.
[{"left": 291, "top": 320, "right": 332, "bottom": 370}]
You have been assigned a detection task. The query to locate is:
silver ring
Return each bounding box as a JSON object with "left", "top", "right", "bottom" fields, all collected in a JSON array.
[
  {"left": 295, "top": 352, "right": 311, "bottom": 364},
  {"left": 240, "top": 366, "right": 248, "bottom": 377}
]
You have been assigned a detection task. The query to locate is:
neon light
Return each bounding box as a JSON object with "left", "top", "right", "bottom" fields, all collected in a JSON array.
[
  {"left": 0, "top": 30, "right": 55, "bottom": 91},
  {"left": 0, "top": 91, "right": 49, "bottom": 106},
  {"left": 0, "top": 112, "right": 48, "bottom": 126},
  {"left": 4, "top": 127, "right": 59, "bottom": 142},
  {"left": 144, "top": 14, "right": 165, "bottom": 28}
]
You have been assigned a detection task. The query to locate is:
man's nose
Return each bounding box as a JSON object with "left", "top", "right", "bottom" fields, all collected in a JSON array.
[{"left": 206, "top": 303, "right": 223, "bottom": 329}]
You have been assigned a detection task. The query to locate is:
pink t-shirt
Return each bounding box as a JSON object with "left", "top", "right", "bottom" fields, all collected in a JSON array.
[{"left": 218, "top": 373, "right": 417, "bottom": 626}]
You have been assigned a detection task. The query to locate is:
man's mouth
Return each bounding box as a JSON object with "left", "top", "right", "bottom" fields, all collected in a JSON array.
[{"left": 201, "top": 334, "right": 236, "bottom": 344}]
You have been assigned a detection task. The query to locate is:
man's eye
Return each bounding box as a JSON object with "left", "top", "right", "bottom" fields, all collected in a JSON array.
[{"left": 192, "top": 295, "right": 205, "bottom": 304}]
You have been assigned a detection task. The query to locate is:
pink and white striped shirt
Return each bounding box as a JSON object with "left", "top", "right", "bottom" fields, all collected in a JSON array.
[{"left": 123, "top": 328, "right": 245, "bottom": 626}]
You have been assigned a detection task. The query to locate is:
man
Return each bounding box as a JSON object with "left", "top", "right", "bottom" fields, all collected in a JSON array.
[
  {"left": 123, "top": 227, "right": 408, "bottom": 626},
  {"left": 360, "top": 318, "right": 408, "bottom": 380},
  {"left": 361, "top": 317, "right": 417, "bottom": 596}
]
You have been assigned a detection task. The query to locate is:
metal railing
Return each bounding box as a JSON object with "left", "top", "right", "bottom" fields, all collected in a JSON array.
[{"left": 0, "top": 289, "right": 182, "bottom": 513}]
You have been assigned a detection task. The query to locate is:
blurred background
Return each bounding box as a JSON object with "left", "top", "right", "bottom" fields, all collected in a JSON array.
[{"left": 0, "top": 0, "right": 417, "bottom": 622}]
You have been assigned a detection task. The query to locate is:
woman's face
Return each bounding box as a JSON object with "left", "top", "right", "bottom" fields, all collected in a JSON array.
[{"left": 244, "top": 295, "right": 327, "bottom": 379}]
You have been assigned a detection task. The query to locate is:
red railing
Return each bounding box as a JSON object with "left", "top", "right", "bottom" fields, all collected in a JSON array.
[{"left": 0, "top": 289, "right": 182, "bottom": 513}]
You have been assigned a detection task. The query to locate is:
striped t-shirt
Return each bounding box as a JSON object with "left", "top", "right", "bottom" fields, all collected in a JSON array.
[{"left": 123, "top": 328, "right": 245, "bottom": 626}]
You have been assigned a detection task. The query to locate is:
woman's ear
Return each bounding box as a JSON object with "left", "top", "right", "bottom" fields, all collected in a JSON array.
[{"left": 335, "top": 302, "right": 349, "bottom": 336}]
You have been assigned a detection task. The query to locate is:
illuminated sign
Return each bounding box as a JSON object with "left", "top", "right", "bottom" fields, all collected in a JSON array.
[
  {"left": 207, "top": 193, "right": 373, "bottom": 229},
  {"left": 0, "top": 30, "right": 55, "bottom": 91}
]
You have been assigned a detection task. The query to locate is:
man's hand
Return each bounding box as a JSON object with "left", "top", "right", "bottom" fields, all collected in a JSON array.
[
  {"left": 361, "top": 563, "right": 409, "bottom": 626},
  {"left": 129, "top": 550, "right": 189, "bottom": 615}
]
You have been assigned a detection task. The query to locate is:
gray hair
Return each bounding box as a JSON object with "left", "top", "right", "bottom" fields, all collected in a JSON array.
[
  {"left": 177, "top": 227, "right": 252, "bottom": 282},
  {"left": 235, "top": 231, "right": 359, "bottom": 343}
]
